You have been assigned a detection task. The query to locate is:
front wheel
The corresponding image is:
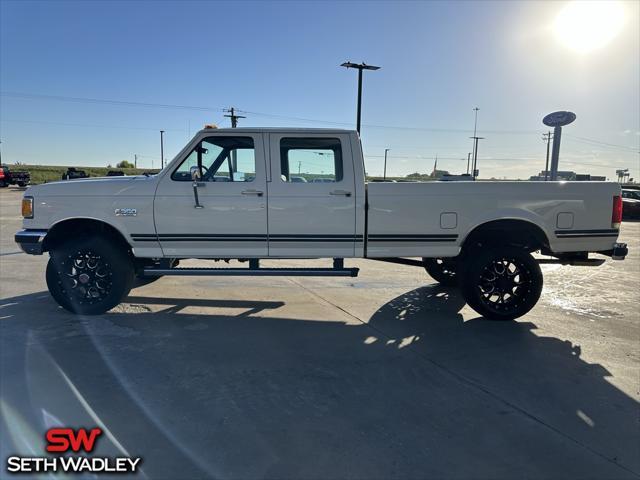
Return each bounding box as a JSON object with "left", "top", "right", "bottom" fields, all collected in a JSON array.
[
  {"left": 46, "top": 236, "right": 134, "bottom": 315},
  {"left": 460, "top": 247, "right": 542, "bottom": 321}
]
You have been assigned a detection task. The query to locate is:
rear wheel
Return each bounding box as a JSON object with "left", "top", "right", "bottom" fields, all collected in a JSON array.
[
  {"left": 422, "top": 257, "right": 458, "bottom": 286},
  {"left": 460, "top": 247, "right": 542, "bottom": 321},
  {"left": 46, "top": 236, "right": 134, "bottom": 315}
]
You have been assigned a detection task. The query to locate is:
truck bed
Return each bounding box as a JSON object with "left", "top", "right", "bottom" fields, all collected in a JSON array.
[{"left": 366, "top": 181, "right": 620, "bottom": 257}]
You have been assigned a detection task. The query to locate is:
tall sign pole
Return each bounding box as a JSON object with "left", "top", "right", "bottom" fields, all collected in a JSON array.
[
  {"left": 542, "top": 131, "right": 552, "bottom": 180},
  {"left": 543, "top": 111, "right": 576, "bottom": 181}
]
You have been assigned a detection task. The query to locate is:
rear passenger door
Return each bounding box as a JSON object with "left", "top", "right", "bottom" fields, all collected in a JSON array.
[{"left": 267, "top": 133, "right": 358, "bottom": 257}]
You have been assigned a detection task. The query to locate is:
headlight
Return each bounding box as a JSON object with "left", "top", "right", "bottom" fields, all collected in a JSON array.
[{"left": 22, "top": 196, "right": 34, "bottom": 219}]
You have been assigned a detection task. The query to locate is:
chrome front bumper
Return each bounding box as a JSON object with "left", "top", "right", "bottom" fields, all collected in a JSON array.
[{"left": 15, "top": 229, "right": 48, "bottom": 255}]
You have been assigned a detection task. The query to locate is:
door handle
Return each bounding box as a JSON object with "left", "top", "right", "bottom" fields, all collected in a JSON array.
[
  {"left": 242, "top": 189, "right": 264, "bottom": 196},
  {"left": 330, "top": 190, "right": 352, "bottom": 197}
]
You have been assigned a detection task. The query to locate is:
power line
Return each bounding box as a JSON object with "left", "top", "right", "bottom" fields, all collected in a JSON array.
[
  {"left": 0, "top": 118, "right": 186, "bottom": 132},
  {"left": 0, "top": 91, "right": 225, "bottom": 112},
  {"left": 0, "top": 92, "right": 534, "bottom": 134},
  {"left": 3, "top": 91, "right": 638, "bottom": 153},
  {"left": 564, "top": 134, "right": 639, "bottom": 152}
]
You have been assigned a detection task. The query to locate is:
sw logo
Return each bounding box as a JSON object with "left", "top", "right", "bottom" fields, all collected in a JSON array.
[
  {"left": 5, "top": 427, "right": 142, "bottom": 474},
  {"left": 46, "top": 427, "right": 103, "bottom": 452}
]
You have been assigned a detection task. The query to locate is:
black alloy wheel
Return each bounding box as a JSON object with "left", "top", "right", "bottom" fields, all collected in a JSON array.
[
  {"left": 47, "top": 236, "right": 134, "bottom": 315},
  {"left": 460, "top": 247, "right": 543, "bottom": 320}
]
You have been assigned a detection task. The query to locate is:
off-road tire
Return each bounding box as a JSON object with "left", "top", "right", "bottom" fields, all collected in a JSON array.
[
  {"left": 46, "top": 236, "right": 134, "bottom": 315},
  {"left": 460, "top": 247, "right": 542, "bottom": 321},
  {"left": 422, "top": 257, "right": 458, "bottom": 286}
]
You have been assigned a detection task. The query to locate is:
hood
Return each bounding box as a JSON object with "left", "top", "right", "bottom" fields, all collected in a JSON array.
[{"left": 26, "top": 175, "right": 158, "bottom": 197}]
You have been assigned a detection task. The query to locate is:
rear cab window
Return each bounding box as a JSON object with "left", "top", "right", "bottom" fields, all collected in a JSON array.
[{"left": 279, "top": 138, "right": 343, "bottom": 183}]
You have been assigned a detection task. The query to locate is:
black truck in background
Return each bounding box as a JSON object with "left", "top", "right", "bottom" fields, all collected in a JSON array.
[{"left": 0, "top": 165, "right": 31, "bottom": 187}]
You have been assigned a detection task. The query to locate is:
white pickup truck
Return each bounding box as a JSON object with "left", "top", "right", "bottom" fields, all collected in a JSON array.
[{"left": 16, "top": 127, "right": 628, "bottom": 319}]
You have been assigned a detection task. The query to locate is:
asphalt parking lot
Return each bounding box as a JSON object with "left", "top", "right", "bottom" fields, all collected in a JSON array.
[{"left": 1, "top": 186, "right": 639, "bottom": 479}]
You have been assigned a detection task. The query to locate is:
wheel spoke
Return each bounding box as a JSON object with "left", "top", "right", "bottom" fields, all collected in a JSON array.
[{"left": 61, "top": 250, "right": 112, "bottom": 304}]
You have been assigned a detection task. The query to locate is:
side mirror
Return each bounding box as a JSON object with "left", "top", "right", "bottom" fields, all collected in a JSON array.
[{"left": 190, "top": 166, "right": 201, "bottom": 181}]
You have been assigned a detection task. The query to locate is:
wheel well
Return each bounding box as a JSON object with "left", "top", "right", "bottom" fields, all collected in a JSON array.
[
  {"left": 43, "top": 218, "right": 132, "bottom": 255},
  {"left": 461, "top": 219, "right": 550, "bottom": 255}
]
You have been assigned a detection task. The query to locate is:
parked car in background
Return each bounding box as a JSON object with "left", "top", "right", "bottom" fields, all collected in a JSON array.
[
  {"left": 621, "top": 189, "right": 640, "bottom": 219},
  {"left": 290, "top": 176, "right": 307, "bottom": 183},
  {"left": 106, "top": 170, "right": 125, "bottom": 177},
  {"left": 0, "top": 165, "right": 31, "bottom": 187},
  {"left": 311, "top": 177, "right": 335, "bottom": 183},
  {"left": 62, "top": 167, "right": 89, "bottom": 180}
]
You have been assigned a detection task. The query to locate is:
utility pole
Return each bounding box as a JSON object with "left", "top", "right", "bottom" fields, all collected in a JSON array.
[
  {"left": 298, "top": 161, "right": 301, "bottom": 174},
  {"left": 383, "top": 148, "right": 390, "bottom": 180},
  {"left": 224, "top": 107, "right": 245, "bottom": 174},
  {"left": 542, "top": 131, "right": 552, "bottom": 180},
  {"left": 134, "top": 154, "right": 137, "bottom": 169},
  {"left": 224, "top": 107, "right": 245, "bottom": 128},
  {"left": 466, "top": 152, "right": 471, "bottom": 175},
  {"left": 469, "top": 107, "right": 483, "bottom": 180},
  {"left": 340, "top": 61, "right": 381, "bottom": 135},
  {"left": 160, "top": 130, "right": 165, "bottom": 169}
]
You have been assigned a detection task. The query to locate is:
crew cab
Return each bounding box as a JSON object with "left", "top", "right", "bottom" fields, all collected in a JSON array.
[{"left": 15, "top": 127, "right": 628, "bottom": 319}]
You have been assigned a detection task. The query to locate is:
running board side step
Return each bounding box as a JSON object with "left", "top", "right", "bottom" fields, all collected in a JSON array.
[{"left": 142, "top": 258, "right": 359, "bottom": 277}]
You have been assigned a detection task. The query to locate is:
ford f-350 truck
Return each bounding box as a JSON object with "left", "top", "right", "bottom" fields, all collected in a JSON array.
[{"left": 15, "top": 128, "right": 628, "bottom": 319}]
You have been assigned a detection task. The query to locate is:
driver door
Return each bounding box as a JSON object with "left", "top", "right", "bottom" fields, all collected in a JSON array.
[{"left": 153, "top": 133, "right": 268, "bottom": 257}]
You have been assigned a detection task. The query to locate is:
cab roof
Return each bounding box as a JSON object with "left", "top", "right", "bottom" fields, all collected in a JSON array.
[{"left": 196, "top": 127, "right": 357, "bottom": 135}]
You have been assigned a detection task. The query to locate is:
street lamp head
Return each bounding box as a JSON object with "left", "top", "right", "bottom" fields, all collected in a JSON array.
[{"left": 341, "top": 61, "right": 381, "bottom": 70}]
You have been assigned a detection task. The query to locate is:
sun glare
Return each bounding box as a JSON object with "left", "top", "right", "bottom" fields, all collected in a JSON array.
[{"left": 554, "top": 1, "right": 625, "bottom": 54}]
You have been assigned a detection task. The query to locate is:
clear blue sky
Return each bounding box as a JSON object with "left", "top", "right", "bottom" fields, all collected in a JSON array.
[{"left": 1, "top": 0, "right": 638, "bottom": 179}]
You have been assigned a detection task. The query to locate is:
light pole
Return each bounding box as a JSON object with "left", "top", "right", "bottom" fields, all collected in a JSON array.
[
  {"left": 383, "top": 148, "right": 390, "bottom": 180},
  {"left": 160, "top": 130, "right": 165, "bottom": 169},
  {"left": 340, "top": 61, "right": 380, "bottom": 135},
  {"left": 466, "top": 152, "right": 471, "bottom": 175}
]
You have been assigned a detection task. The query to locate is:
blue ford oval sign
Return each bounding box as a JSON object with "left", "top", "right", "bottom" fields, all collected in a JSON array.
[{"left": 543, "top": 111, "right": 576, "bottom": 127}]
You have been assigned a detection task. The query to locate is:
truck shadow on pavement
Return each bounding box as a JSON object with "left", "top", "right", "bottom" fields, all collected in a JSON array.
[{"left": 0, "top": 287, "right": 638, "bottom": 479}]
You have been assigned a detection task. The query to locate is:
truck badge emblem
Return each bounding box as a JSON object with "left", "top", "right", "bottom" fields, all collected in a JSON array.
[{"left": 114, "top": 208, "right": 137, "bottom": 217}]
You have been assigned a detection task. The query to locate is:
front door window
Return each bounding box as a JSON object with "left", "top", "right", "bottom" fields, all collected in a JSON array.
[{"left": 172, "top": 136, "right": 256, "bottom": 182}]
